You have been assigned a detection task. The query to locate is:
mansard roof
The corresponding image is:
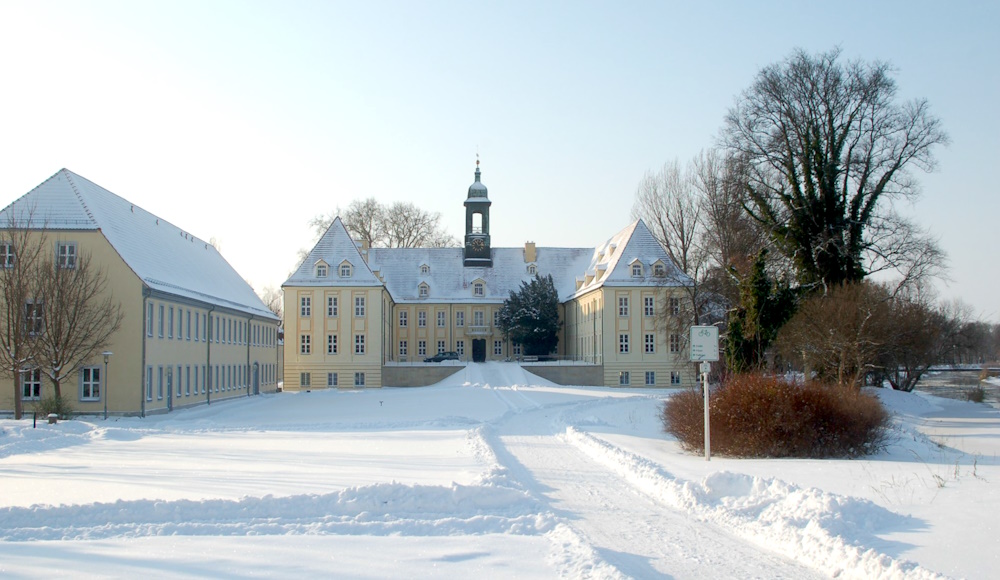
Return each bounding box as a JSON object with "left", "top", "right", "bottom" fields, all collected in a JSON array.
[
  {"left": 285, "top": 217, "right": 692, "bottom": 303},
  {"left": 0, "top": 169, "right": 278, "bottom": 320}
]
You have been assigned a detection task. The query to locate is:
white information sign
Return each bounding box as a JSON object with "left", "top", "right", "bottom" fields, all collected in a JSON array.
[{"left": 689, "top": 326, "right": 719, "bottom": 362}]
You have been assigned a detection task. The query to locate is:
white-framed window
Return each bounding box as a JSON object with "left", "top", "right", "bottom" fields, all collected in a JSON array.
[
  {"left": 437, "top": 340, "right": 445, "bottom": 354},
  {"left": 194, "top": 366, "right": 200, "bottom": 394},
  {"left": 327, "top": 372, "right": 338, "bottom": 387},
  {"left": 327, "top": 296, "right": 338, "bottom": 317},
  {"left": 354, "top": 296, "right": 365, "bottom": 317},
  {"left": 418, "top": 311, "right": 427, "bottom": 327},
  {"left": 473, "top": 281, "right": 485, "bottom": 297},
  {"left": 168, "top": 306, "right": 174, "bottom": 338},
  {"left": 327, "top": 334, "right": 337, "bottom": 354},
  {"left": 619, "top": 333, "right": 629, "bottom": 354},
  {"left": 437, "top": 311, "right": 446, "bottom": 327},
  {"left": 669, "top": 297, "right": 680, "bottom": 316},
  {"left": 644, "top": 296, "right": 654, "bottom": 316},
  {"left": 399, "top": 341, "right": 408, "bottom": 357},
  {"left": 194, "top": 310, "right": 200, "bottom": 342},
  {"left": 300, "top": 296, "right": 311, "bottom": 317},
  {"left": 671, "top": 371, "right": 681, "bottom": 385},
  {"left": 618, "top": 296, "right": 628, "bottom": 317},
  {"left": 300, "top": 334, "right": 311, "bottom": 354},
  {"left": 25, "top": 300, "right": 43, "bottom": 335},
  {"left": 340, "top": 263, "right": 353, "bottom": 277},
  {"left": 418, "top": 340, "right": 426, "bottom": 356},
  {"left": 177, "top": 365, "right": 183, "bottom": 396},
  {"left": 456, "top": 340, "right": 464, "bottom": 356},
  {"left": 494, "top": 340, "right": 503, "bottom": 355},
  {"left": 177, "top": 308, "right": 184, "bottom": 340},
  {"left": 56, "top": 242, "right": 76, "bottom": 269},
  {"left": 157, "top": 366, "right": 164, "bottom": 400},
  {"left": 455, "top": 311, "right": 465, "bottom": 327},
  {"left": 527, "top": 264, "right": 536, "bottom": 275},
  {"left": 21, "top": 368, "right": 41, "bottom": 400},
  {"left": 0, "top": 241, "right": 13, "bottom": 268},
  {"left": 420, "top": 264, "right": 430, "bottom": 274},
  {"left": 631, "top": 263, "right": 642, "bottom": 277},
  {"left": 316, "top": 263, "right": 328, "bottom": 277},
  {"left": 653, "top": 263, "right": 666, "bottom": 277},
  {"left": 645, "top": 334, "right": 655, "bottom": 353},
  {"left": 670, "top": 333, "right": 680, "bottom": 353},
  {"left": 399, "top": 311, "right": 408, "bottom": 327},
  {"left": 146, "top": 366, "right": 153, "bottom": 401},
  {"left": 214, "top": 366, "right": 219, "bottom": 392},
  {"left": 355, "top": 334, "right": 365, "bottom": 355},
  {"left": 186, "top": 311, "right": 192, "bottom": 340},
  {"left": 645, "top": 371, "right": 656, "bottom": 386},
  {"left": 354, "top": 372, "right": 366, "bottom": 387},
  {"left": 419, "top": 284, "right": 429, "bottom": 298},
  {"left": 186, "top": 366, "right": 191, "bottom": 396},
  {"left": 202, "top": 313, "right": 207, "bottom": 341},
  {"left": 513, "top": 343, "right": 521, "bottom": 356},
  {"left": 473, "top": 310, "right": 484, "bottom": 326},
  {"left": 494, "top": 311, "right": 500, "bottom": 327},
  {"left": 619, "top": 371, "right": 630, "bottom": 386},
  {"left": 146, "top": 303, "right": 154, "bottom": 337},
  {"left": 158, "top": 304, "right": 165, "bottom": 337},
  {"left": 300, "top": 372, "right": 311, "bottom": 387}
]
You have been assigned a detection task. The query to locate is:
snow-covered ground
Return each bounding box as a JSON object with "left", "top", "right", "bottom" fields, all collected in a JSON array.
[{"left": 1, "top": 363, "right": 997, "bottom": 579}]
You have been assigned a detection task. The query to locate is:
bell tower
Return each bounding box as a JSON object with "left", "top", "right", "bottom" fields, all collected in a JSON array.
[{"left": 464, "top": 159, "right": 492, "bottom": 267}]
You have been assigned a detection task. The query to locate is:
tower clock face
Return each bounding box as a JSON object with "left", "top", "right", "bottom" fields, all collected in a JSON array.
[{"left": 471, "top": 238, "right": 485, "bottom": 251}]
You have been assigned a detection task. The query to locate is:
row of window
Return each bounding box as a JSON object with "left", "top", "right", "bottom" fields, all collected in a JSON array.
[
  {"left": 300, "top": 371, "right": 366, "bottom": 388},
  {"left": 617, "top": 296, "right": 680, "bottom": 317},
  {"left": 618, "top": 370, "right": 683, "bottom": 386},
  {"left": 300, "top": 295, "right": 365, "bottom": 318},
  {"left": 143, "top": 362, "right": 277, "bottom": 401},
  {"left": 314, "top": 262, "right": 354, "bottom": 278},
  {"left": 630, "top": 262, "right": 668, "bottom": 278},
  {"left": 397, "top": 339, "right": 507, "bottom": 358},
  {"left": 399, "top": 309, "right": 497, "bottom": 328},
  {"left": 1, "top": 241, "right": 78, "bottom": 269},
  {"left": 301, "top": 333, "right": 364, "bottom": 355},
  {"left": 147, "top": 302, "right": 277, "bottom": 347},
  {"left": 20, "top": 367, "right": 103, "bottom": 401},
  {"left": 618, "top": 333, "right": 681, "bottom": 354}
]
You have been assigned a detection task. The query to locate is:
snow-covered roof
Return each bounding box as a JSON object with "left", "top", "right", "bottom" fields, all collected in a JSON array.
[
  {"left": 0, "top": 169, "right": 278, "bottom": 320},
  {"left": 286, "top": 217, "right": 692, "bottom": 303}
]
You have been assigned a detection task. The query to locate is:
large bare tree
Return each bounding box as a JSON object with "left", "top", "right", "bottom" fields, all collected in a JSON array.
[
  {"left": 310, "top": 198, "right": 457, "bottom": 249},
  {"left": 33, "top": 249, "right": 123, "bottom": 401},
  {"left": 721, "top": 48, "right": 948, "bottom": 291},
  {"left": 0, "top": 209, "right": 47, "bottom": 419}
]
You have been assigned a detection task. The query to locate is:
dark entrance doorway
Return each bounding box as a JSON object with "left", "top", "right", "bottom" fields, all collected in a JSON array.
[{"left": 472, "top": 339, "right": 486, "bottom": 363}]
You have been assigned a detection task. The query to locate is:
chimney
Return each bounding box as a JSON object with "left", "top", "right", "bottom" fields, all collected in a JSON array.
[{"left": 524, "top": 241, "right": 536, "bottom": 263}]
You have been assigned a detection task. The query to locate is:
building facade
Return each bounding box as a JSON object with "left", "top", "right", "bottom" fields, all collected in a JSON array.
[
  {"left": 0, "top": 169, "right": 281, "bottom": 416},
  {"left": 282, "top": 163, "right": 695, "bottom": 389}
]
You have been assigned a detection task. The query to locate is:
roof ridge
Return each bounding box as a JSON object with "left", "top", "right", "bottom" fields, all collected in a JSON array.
[{"left": 60, "top": 169, "right": 99, "bottom": 227}]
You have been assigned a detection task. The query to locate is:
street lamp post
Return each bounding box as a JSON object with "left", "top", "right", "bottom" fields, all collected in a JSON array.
[{"left": 102, "top": 351, "right": 113, "bottom": 420}]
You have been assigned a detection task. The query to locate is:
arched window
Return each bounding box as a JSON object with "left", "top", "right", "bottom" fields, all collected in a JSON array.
[
  {"left": 420, "top": 264, "right": 430, "bottom": 274},
  {"left": 527, "top": 264, "right": 537, "bottom": 276},
  {"left": 419, "top": 283, "right": 429, "bottom": 298}
]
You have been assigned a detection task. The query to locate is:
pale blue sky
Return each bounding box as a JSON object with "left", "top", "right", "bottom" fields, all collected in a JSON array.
[{"left": 1, "top": 1, "right": 996, "bottom": 320}]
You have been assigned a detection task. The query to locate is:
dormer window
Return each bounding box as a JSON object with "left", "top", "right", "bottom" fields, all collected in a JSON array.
[
  {"left": 420, "top": 264, "right": 430, "bottom": 274},
  {"left": 631, "top": 263, "right": 643, "bottom": 277},
  {"left": 473, "top": 280, "right": 485, "bottom": 297},
  {"left": 653, "top": 262, "right": 666, "bottom": 277},
  {"left": 418, "top": 283, "right": 430, "bottom": 298},
  {"left": 527, "top": 264, "right": 537, "bottom": 276},
  {"left": 339, "top": 262, "right": 353, "bottom": 278},
  {"left": 315, "top": 263, "right": 328, "bottom": 277}
]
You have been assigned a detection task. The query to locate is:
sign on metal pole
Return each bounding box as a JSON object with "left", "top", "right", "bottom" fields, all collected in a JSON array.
[
  {"left": 689, "top": 326, "right": 719, "bottom": 362},
  {"left": 690, "top": 326, "right": 719, "bottom": 461}
]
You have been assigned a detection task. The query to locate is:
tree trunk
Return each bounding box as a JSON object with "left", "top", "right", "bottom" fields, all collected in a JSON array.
[{"left": 13, "top": 371, "right": 23, "bottom": 420}]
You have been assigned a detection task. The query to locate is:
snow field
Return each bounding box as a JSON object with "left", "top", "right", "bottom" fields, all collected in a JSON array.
[{"left": 0, "top": 362, "right": 997, "bottom": 578}]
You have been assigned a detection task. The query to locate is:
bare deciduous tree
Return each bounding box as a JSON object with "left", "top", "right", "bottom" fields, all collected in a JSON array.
[
  {"left": 721, "top": 47, "right": 948, "bottom": 290},
  {"left": 259, "top": 285, "right": 283, "bottom": 319},
  {"left": 310, "top": 198, "right": 457, "bottom": 249},
  {"left": 33, "top": 249, "right": 123, "bottom": 401},
  {"left": 0, "top": 208, "right": 47, "bottom": 419}
]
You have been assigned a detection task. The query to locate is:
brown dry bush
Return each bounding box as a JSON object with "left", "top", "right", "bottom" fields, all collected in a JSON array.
[{"left": 662, "top": 374, "right": 890, "bottom": 458}]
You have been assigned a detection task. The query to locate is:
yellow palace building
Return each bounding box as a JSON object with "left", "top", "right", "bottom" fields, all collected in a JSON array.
[
  {"left": 0, "top": 170, "right": 281, "bottom": 416},
  {"left": 282, "top": 163, "right": 695, "bottom": 390}
]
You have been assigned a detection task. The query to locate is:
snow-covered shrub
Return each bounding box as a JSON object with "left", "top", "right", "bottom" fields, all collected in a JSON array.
[
  {"left": 34, "top": 395, "right": 74, "bottom": 419},
  {"left": 661, "top": 374, "right": 890, "bottom": 458}
]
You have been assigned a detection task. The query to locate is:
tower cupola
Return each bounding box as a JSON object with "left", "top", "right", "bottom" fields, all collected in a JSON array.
[{"left": 463, "top": 159, "right": 493, "bottom": 267}]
